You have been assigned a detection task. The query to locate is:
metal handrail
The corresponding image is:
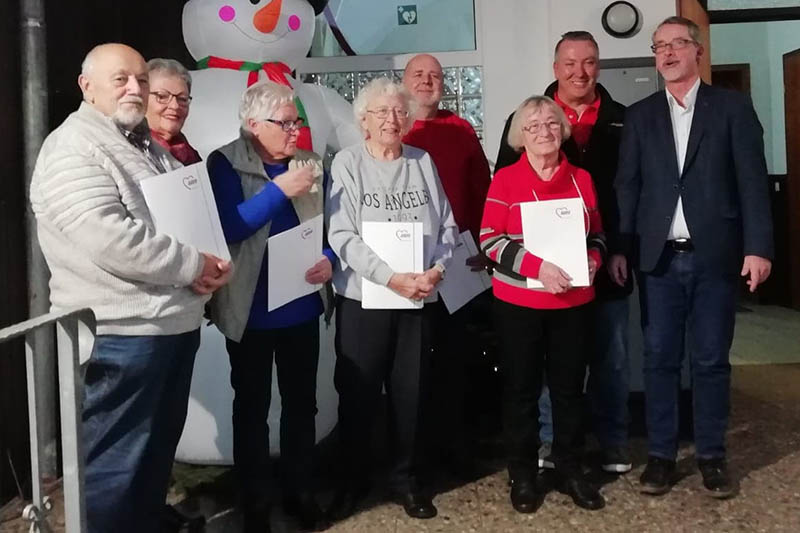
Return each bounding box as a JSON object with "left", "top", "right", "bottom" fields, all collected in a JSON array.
[{"left": 0, "top": 308, "right": 95, "bottom": 533}]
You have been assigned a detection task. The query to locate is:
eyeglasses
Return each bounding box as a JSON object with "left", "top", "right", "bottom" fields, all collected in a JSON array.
[
  {"left": 263, "top": 118, "right": 305, "bottom": 133},
  {"left": 366, "top": 107, "right": 410, "bottom": 120},
  {"left": 150, "top": 90, "right": 192, "bottom": 107},
  {"left": 522, "top": 121, "right": 561, "bottom": 135},
  {"left": 651, "top": 38, "right": 697, "bottom": 54}
]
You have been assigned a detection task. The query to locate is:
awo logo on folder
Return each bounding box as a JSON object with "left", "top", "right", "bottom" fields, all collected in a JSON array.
[
  {"left": 361, "top": 221, "right": 423, "bottom": 309},
  {"left": 555, "top": 206, "right": 573, "bottom": 218}
]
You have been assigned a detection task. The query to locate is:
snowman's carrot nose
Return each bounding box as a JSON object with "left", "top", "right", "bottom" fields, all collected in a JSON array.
[{"left": 253, "top": 0, "right": 282, "bottom": 34}]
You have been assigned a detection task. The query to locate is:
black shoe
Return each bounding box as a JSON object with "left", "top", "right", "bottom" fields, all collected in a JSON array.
[
  {"left": 509, "top": 479, "right": 545, "bottom": 513},
  {"left": 284, "top": 493, "right": 331, "bottom": 531},
  {"left": 639, "top": 456, "right": 676, "bottom": 495},
  {"left": 397, "top": 491, "right": 437, "bottom": 519},
  {"left": 161, "top": 504, "right": 206, "bottom": 533},
  {"left": 327, "top": 485, "right": 369, "bottom": 523},
  {"left": 561, "top": 477, "right": 605, "bottom": 510},
  {"left": 698, "top": 458, "right": 736, "bottom": 499},
  {"left": 601, "top": 447, "right": 632, "bottom": 474}
]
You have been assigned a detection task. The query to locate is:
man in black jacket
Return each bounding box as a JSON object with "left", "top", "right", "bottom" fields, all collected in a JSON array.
[
  {"left": 613, "top": 17, "right": 772, "bottom": 498},
  {"left": 495, "top": 31, "right": 633, "bottom": 474}
]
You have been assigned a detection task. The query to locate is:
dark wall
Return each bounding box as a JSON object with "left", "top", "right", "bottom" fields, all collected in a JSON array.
[
  {"left": 46, "top": 1, "right": 193, "bottom": 127},
  {"left": 0, "top": 0, "right": 30, "bottom": 506}
]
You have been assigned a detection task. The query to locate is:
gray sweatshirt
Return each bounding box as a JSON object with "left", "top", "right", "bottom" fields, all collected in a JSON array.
[{"left": 326, "top": 143, "right": 457, "bottom": 302}]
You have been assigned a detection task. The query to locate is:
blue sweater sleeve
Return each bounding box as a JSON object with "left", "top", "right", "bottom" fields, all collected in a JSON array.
[{"left": 207, "top": 151, "right": 289, "bottom": 244}]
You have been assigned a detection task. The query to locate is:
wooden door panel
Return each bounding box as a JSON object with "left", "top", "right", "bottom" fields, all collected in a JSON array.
[{"left": 784, "top": 49, "right": 800, "bottom": 308}]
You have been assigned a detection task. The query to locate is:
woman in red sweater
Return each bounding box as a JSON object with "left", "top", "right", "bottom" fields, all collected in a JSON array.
[{"left": 480, "top": 95, "right": 606, "bottom": 513}]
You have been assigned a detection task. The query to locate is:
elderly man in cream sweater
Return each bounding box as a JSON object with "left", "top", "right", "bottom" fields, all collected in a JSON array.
[{"left": 29, "top": 43, "right": 231, "bottom": 533}]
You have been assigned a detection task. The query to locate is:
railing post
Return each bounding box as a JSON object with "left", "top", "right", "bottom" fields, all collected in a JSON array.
[
  {"left": 24, "top": 331, "right": 45, "bottom": 517},
  {"left": 56, "top": 317, "right": 87, "bottom": 532}
]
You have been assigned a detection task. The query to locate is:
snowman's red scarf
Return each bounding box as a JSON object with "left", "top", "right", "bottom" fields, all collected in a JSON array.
[{"left": 197, "top": 56, "right": 313, "bottom": 151}]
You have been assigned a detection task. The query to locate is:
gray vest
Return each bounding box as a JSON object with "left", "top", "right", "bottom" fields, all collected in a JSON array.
[{"left": 208, "top": 133, "right": 330, "bottom": 341}]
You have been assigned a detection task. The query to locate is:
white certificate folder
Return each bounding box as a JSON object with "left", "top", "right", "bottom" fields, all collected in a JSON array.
[
  {"left": 267, "top": 214, "right": 323, "bottom": 311},
  {"left": 438, "top": 231, "right": 492, "bottom": 314},
  {"left": 139, "top": 162, "right": 230, "bottom": 261},
  {"left": 520, "top": 198, "right": 589, "bottom": 289},
  {"left": 361, "top": 221, "right": 423, "bottom": 309}
]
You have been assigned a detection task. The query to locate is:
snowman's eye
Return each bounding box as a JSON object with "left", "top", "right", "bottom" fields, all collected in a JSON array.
[{"left": 250, "top": 0, "right": 260, "bottom": 4}]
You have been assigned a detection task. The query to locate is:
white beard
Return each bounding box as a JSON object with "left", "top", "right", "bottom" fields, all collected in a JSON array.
[{"left": 112, "top": 104, "right": 145, "bottom": 130}]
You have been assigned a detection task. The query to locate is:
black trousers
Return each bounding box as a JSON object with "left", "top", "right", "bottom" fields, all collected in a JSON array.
[
  {"left": 334, "top": 296, "right": 432, "bottom": 492},
  {"left": 428, "top": 291, "right": 491, "bottom": 460},
  {"left": 493, "top": 298, "right": 591, "bottom": 481},
  {"left": 226, "top": 319, "right": 320, "bottom": 505}
]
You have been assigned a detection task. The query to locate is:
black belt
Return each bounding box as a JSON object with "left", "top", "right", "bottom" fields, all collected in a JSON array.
[{"left": 667, "top": 238, "right": 694, "bottom": 252}]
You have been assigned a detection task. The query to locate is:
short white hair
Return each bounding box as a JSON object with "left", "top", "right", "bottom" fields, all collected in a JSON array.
[
  {"left": 507, "top": 95, "right": 571, "bottom": 152},
  {"left": 353, "top": 77, "right": 417, "bottom": 138},
  {"left": 239, "top": 81, "right": 295, "bottom": 132},
  {"left": 147, "top": 58, "right": 193, "bottom": 92}
]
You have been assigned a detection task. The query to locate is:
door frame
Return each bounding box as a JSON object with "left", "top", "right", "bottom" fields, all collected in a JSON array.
[{"left": 784, "top": 48, "right": 800, "bottom": 309}]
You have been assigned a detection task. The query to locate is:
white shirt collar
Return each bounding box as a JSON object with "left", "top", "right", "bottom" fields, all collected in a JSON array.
[{"left": 666, "top": 77, "right": 701, "bottom": 111}]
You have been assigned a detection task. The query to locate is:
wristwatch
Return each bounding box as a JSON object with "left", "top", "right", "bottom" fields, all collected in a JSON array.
[{"left": 432, "top": 263, "right": 446, "bottom": 279}]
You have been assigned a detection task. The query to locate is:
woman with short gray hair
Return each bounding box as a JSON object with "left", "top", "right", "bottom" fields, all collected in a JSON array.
[
  {"left": 206, "top": 80, "right": 332, "bottom": 532},
  {"left": 506, "top": 95, "right": 572, "bottom": 152},
  {"left": 326, "top": 77, "right": 457, "bottom": 522},
  {"left": 146, "top": 58, "right": 200, "bottom": 165},
  {"left": 238, "top": 81, "right": 295, "bottom": 134},
  {"left": 480, "top": 94, "right": 607, "bottom": 513},
  {"left": 351, "top": 76, "right": 417, "bottom": 135}
]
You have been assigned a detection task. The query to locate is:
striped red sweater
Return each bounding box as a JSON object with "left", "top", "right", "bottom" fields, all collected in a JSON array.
[{"left": 480, "top": 153, "right": 605, "bottom": 309}]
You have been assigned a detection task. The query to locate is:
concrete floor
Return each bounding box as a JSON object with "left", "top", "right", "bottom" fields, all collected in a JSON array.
[{"left": 2, "top": 304, "right": 799, "bottom": 532}]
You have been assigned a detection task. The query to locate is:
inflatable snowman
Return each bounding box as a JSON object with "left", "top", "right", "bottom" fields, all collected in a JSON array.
[{"left": 176, "top": 0, "right": 361, "bottom": 464}]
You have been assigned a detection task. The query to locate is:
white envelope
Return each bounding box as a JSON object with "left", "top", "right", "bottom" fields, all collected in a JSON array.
[
  {"left": 438, "top": 231, "right": 492, "bottom": 314},
  {"left": 267, "top": 215, "right": 324, "bottom": 311},
  {"left": 361, "top": 221, "right": 423, "bottom": 309},
  {"left": 139, "top": 162, "right": 230, "bottom": 261},
  {"left": 520, "top": 198, "right": 589, "bottom": 289}
]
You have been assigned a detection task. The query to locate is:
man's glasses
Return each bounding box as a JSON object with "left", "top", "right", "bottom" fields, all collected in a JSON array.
[
  {"left": 263, "top": 118, "right": 305, "bottom": 133},
  {"left": 651, "top": 38, "right": 697, "bottom": 55},
  {"left": 366, "top": 107, "right": 410, "bottom": 120},
  {"left": 522, "top": 121, "right": 561, "bottom": 134},
  {"left": 149, "top": 90, "right": 192, "bottom": 107}
]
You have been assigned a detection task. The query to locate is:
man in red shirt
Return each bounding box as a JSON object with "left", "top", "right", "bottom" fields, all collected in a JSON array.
[
  {"left": 402, "top": 53, "right": 492, "bottom": 476},
  {"left": 495, "top": 31, "right": 632, "bottom": 475}
]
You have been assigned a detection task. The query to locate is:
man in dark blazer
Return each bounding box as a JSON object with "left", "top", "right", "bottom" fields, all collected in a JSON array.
[
  {"left": 612, "top": 16, "right": 773, "bottom": 498},
  {"left": 496, "top": 31, "right": 634, "bottom": 477}
]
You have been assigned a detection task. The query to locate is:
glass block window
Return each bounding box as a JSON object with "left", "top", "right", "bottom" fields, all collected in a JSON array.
[{"left": 302, "top": 66, "right": 484, "bottom": 140}]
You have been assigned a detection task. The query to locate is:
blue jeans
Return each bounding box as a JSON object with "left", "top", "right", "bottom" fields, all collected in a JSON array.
[
  {"left": 638, "top": 248, "right": 736, "bottom": 461},
  {"left": 82, "top": 330, "right": 200, "bottom": 533},
  {"left": 538, "top": 385, "right": 553, "bottom": 444},
  {"left": 538, "top": 299, "right": 630, "bottom": 448},
  {"left": 587, "top": 298, "right": 630, "bottom": 449}
]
